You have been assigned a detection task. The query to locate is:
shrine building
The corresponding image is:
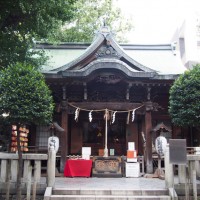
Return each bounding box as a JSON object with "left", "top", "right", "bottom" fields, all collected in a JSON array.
[{"left": 31, "top": 26, "right": 188, "bottom": 173}]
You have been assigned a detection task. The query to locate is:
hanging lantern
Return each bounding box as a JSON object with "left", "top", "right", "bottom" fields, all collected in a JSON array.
[{"left": 89, "top": 110, "right": 93, "bottom": 122}]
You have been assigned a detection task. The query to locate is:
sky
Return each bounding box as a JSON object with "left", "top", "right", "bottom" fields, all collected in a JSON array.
[{"left": 114, "top": 0, "right": 200, "bottom": 43}]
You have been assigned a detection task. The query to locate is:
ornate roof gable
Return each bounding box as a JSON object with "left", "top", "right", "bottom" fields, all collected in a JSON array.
[{"left": 53, "top": 26, "right": 157, "bottom": 78}]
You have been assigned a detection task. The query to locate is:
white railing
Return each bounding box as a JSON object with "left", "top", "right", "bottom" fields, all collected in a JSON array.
[
  {"left": 0, "top": 153, "right": 48, "bottom": 182},
  {"left": 0, "top": 152, "right": 48, "bottom": 199},
  {"left": 164, "top": 145, "right": 200, "bottom": 200}
]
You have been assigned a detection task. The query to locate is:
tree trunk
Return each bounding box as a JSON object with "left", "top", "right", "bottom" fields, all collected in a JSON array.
[
  {"left": 189, "top": 126, "right": 193, "bottom": 146},
  {"left": 16, "top": 124, "right": 23, "bottom": 200}
]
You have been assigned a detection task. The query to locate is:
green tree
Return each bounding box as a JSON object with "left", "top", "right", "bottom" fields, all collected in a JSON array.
[
  {"left": 49, "top": 0, "right": 134, "bottom": 43},
  {"left": 169, "top": 65, "right": 200, "bottom": 127},
  {"left": 0, "top": 63, "right": 54, "bottom": 199},
  {"left": 0, "top": 0, "right": 77, "bottom": 68}
]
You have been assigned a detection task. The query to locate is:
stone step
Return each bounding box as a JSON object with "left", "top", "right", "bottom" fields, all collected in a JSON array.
[
  {"left": 53, "top": 189, "right": 169, "bottom": 196},
  {"left": 49, "top": 194, "right": 171, "bottom": 199},
  {"left": 47, "top": 189, "right": 171, "bottom": 199}
]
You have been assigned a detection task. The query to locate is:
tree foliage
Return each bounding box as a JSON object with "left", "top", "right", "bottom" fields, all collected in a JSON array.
[
  {"left": 0, "top": 62, "right": 54, "bottom": 199},
  {"left": 48, "top": 0, "right": 134, "bottom": 43},
  {"left": 0, "top": 0, "right": 77, "bottom": 68},
  {"left": 169, "top": 65, "right": 200, "bottom": 127},
  {"left": 0, "top": 63, "right": 54, "bottom": 125}
]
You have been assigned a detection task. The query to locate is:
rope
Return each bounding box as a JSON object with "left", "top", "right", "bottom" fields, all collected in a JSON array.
[{"left": 67, "top": 102, "right": 144, "bottom": 113}]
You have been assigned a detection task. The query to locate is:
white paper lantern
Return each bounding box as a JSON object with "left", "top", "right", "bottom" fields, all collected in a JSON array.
[{"left": 155, "top": 136, "right": 167, "bottom": 156}]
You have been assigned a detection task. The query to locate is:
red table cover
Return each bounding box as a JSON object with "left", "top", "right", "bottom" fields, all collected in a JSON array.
[{"left": 64, "top": 159, "right": 93, "bottom": 177}]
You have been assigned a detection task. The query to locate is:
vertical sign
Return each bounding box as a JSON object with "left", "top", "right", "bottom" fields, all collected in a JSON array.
[{"left": 169, "top": 139, "right": 187, "bottom": 165}]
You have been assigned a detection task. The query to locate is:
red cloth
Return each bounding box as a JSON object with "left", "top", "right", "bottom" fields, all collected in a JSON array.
[{"left": 64, "top": 159, "right": 92, "bottom": 177}]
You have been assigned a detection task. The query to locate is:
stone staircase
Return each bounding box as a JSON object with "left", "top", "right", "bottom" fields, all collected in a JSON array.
[{"left": 44, "top": 187, "right": 172, "bottom": 199}]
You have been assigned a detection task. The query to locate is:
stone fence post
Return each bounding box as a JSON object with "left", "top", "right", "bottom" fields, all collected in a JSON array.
[
  {"left": 47, "top": 146, "right": 56, "bottom": 187},
  {"left": 164, "top": 144, "right": 174, "bottom": 188}
]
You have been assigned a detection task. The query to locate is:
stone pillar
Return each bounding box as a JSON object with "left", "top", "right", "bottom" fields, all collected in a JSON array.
[
  {"left": 0, "top": 160, "right": 8, "bottom": 182},
  {"left": 178, "top": 165, "right": 186, "bottom": 183},
  {"left": 195, "top": 160, "right": 200, "bottom": 177},
  {"left": 23, "top": 160, "right": 31, "bottom": 180},
  {"left": 188, "top": 159, "right": 198, "bottom": 200},
  {"left": 60, "top": 100, "right": 68, "bottom": 173},
  {"left": 165, "top": 144, "right": 174, "bottom": 188},
  {"left": 145, "top": 101, "right": 153, "bottom": 174},
  {"left": 11, "top": 160, "right": 18, "bottom": 181},
  {"left": 47, "top": 147, "right": 56, "bottom": 187}
]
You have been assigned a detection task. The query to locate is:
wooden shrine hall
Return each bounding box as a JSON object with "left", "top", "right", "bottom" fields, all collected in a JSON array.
[{"left": 32, "top": 25, "right": 188, "bottom": 175}]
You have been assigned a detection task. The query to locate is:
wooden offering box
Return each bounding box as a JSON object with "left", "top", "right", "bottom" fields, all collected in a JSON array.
[{"left": 92, "top": 156, "right": 122, "bottom": 177}]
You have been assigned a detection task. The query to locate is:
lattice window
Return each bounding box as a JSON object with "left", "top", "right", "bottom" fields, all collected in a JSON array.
[{"left": 36, "top": 126, "right": 50, "bottom": 149}]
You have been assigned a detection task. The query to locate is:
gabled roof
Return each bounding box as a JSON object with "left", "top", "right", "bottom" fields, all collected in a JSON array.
[
  {"left": 38, "top": 26, "right": 187, "bottom": 79},
  {"left": 152, "top": 122, "right": 172, "bottom": 132},
  {"left": 50, "top": 26, "right": 157, "bottom": 79}
]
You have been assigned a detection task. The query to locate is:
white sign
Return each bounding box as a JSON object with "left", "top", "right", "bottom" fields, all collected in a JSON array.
[
  {"left": 125, "top": 162, "right": 140, "bottom": 177},
  {"left": 82, "top": 147, "right": 91, "bottom": 155},
  {"left": 128, "top": 142, "right": 135, "bottom": 151}
]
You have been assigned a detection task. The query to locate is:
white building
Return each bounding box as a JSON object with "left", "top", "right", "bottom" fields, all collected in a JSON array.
[{"left": 172, "top": 14, "right": 200, "bottom": 69}]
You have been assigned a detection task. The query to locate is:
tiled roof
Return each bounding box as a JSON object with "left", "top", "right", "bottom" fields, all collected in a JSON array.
[
  {"left": 36, "top": 26, "right": 187, "bottom": 77},
  {"left": 39, "top": 43, "right": 186, "bottom": 75}
]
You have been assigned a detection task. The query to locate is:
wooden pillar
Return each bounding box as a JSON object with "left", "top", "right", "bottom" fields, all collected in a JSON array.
[
  {"left": 60, "top": 101, "right": 69, "bottom": 172},
  {"left": 59, "top": 85, "right": 68, "bottom": 172},
  {"left": 126, "top": 83, "right": 132, "bottom": 100},
  {"left": 60, "top": 85, "right": 69, "bottom": 172},
  {"left": 145, "top": 101, "right": 153, "bottom": 173},
  {"left": 60, "top": 100, "right": 68, "bottom": 173}
]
